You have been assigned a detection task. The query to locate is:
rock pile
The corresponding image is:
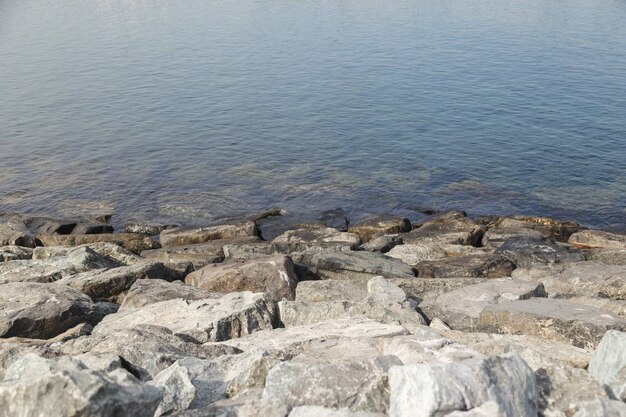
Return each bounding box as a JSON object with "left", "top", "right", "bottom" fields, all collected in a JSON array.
[{"left": 1, "top": 209, "right": 626, "bottom": 417}]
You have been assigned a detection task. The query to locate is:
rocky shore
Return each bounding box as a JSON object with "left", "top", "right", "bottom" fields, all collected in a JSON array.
[{"left": 1, "top": 208, "right": 626, "bottom": 417}]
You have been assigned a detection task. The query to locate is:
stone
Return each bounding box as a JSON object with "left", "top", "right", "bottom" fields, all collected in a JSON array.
[
  {"left": 263, "top": 355, "right": 401, "bottom": 412},
  {"left": 588, "top": 330, "right": 626, "bottom": 401},
  {"left": 0, "top": 341, "right": 62, "bottom": 379},
  {"left": 562, "top": 296, "right": 626, "bottom": 318},
  {"left": 569, "top": 230, "right": 626, "bottom": 249},
  {"left": 0, "top": 212, "right": 37, "bottom": 247},
  {"left": 0, "top": 246, "right": 120, "bottom": 284},
  {"left": 38, "top": 233, "right": 160, "bottom": 254},
  {"left": 120, "top": 279, "right": 220, "bottom": 309},
  {"left": 169, "top": 388, "right": 289, "bottom": 417},
  {"left": 445, "top": 402, "right": 505, "bottom": 417},
  {"left": 479, "top": 298, "right": 626, "bottom": 349},
  {"left": 512, "top": 261, "right": 626, "bottom": 300},
  {"left": 295, "top": 280, "right": 368, "bottom": 303},
  {"left": 0, "top": 282, "right": 103, "bottom": 339},
  {"left": 388, "top": 353, "right": 537, "bottom": 417},
  {"left": 497, "top": 216, "right": 584, "bottom": 242},
  {"left": 256, "top": 209, "right": 349, "bottom": 241},
  {"left": 273, "top": 227, "right": 361, "bottom": 247},
  {"left": 585, "top": 248, "right": 626, "bottom": 265},
  {"left": 571, "top": 399, "right": 626, "bottom": 417},
  {"left": 185, "top": 256, "right": 299, "bottom": 301},
  {"left": 289, "top": 406, "right": 385, "bottom": 417},
  {"left": 92, "top": 292, "right": 277, "bottom": 343},
  {"left": 348, "top": 215, "right": 411, "bottom": 243},
  {"left": 404, "top": 217, "right": 485, "bottom": 246},
  {"left": 224, "top": 240, "right": 356, "bottom": 260},
  {"left": 56, "top": 261, "right": 182, "bottom": 301},
  {"left": 0, "top": 354, "right": 162, "bottom": 417},
  {"left": 386, "top": 243, "right": 487, "bottom": 266},
  {"left": 123, "top": 221, "right": 178, "bottom": 235},
  {"left": 159, "top": 221, "right": 257, "bottom": 247},
  {"left": 0, "top": 245, "right": 32, "bottom": 262},
  {"left": 24, "top": 215, "right": 114, "bottom": 235},
  {"left": 415, "top": 254, "right": 515, "bottom": 278},
  {"left": 418, "top": 279, "right": 546, "bottom": 330},
  {"left": 359, "top": 234, "right": 404, "bottom": 253},
  {"left": 33, "top": 242, "right": 142, "bottom": 265},
  {"left": 389, "top": 277, "right": 486, "bottom": 302},
  {"left": 494, "top": 237, "right": 584, "bottom": 268},
  {"left": 481, "top": 226, "right": 545, "bottom": 248}
]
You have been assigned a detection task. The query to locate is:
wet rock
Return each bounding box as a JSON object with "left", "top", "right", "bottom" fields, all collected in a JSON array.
[
  {"left": 512, "top": 261, "right": 626, "bottom": 300},
  {"left": 186, "top": 256, "right": 299, "bottom": 301},
  {"left": 38, "top": 233, "right": 160, "bottom": 254},
  {"left": 359, "top": 234, "right": 404, "bottom": 253},
  {"left": 388, "top": 353, "right": 537, "bottom": 417},
  {"left": 415, "top": 254, "right": 515, "bottom": 278},
  {"left": 404, "top": 217, "right": 485, "bottom": 246},
  {"left": 479, "top": 298, "right": 626, "bottom": 349},
  {"left": 92, "top": 292, "right": 277, "bottom": 343},
  {"left": 498, "top": 216, "right": 584, "bottom": 242},
  {"left": 569, "top": 230, "right": 626, "bottom": 249},
  {"left": 588, "top": 330, "right": 626, "bottom": 401},
  {"left": 0, "top": 245, "right": 32, "bottom": 262},
  {"left": 256, "top": 209, "right": 349, "bottom": 241},
  {"left": 120, "top": 279, "right": 220, "bottom": 310},
  {"left": 319, "top": 208, "right": 351, "bottom": 231},
  {"left": 419, "top": 279, "right": 546, "bottom": 330},
  {"left": 387, "top": 242, "right": 488, "bottom": 266},
  {"left": 33, "top": 242, "right": 142, "bottom": 265},
  {"left": 0, "top": 354, "right": 162, "bottom": 417},
  {"left": 494, "top": 237, "right": 584, "bottom": 268},
  {"left": 123, "top": 221, "right": 178, "bottom": 235},
  {"left": 389, "top": 277, "right": 487, "bottom": 302},
  {"left": 296, "top": 280, "right": 368, "bottom": 303},
  {"left": 160, "top": 221, "right": 258, "bottom": 247},
  {"left": 0, "top": 213, "right": 37, "bottom": 247},
  {"left": 571, "top": 398, "right": 626, "bottom": 417},
  {"left": 0, "top": 282, "right": 103, "bottom": 339},
  {"left": 55, "top": 261, "right": 182, "bottom": 301},
  {"left": 348, "top": 215, "right": 411, "bottom": 243}
]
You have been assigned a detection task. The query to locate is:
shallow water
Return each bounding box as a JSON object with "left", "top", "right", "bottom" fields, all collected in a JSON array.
[{"left": 1, "top": 0, "right": 625, "bottom": 229}]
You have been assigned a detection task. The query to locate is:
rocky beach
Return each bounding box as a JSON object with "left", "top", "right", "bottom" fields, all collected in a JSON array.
[{"left": 0, "top": 207, "right": 625, "bottom": 417}]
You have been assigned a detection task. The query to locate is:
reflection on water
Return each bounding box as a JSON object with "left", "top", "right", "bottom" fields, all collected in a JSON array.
[{"left": 1, "top": 0, "right": 625, "bottom": 230}]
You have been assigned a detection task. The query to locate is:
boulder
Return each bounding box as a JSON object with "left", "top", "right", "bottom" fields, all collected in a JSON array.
[
  {"left": 359, "top": 234, "right": 404, "bottom": 253},
  {"left": 479, "top": 298, "right": 626, "bottom": 349},
  {"left": 389, "top": 277, "right": 487, "bottom": 302},
  {"left": 584, "top": 248, "right": 626, "bottom": 265},
  {"left": 0, "top": 282, "right": 103, "bottom": 339},
  {"left": 445, "top": 402, "right": 505, "bottom": 417},
  {"left": 0, "top": 213, "right": 37, "bottom": 247},
  {"left": 497, "top": 216, "right": 584, "bottom": 242},
  {"left": 481, "top": 226, "right": 545, "bottom": 248},
  {"left": 256, "top": 209, "right": 349, "bottom": 241},
  {"left": 38, "top": 233, "right": 160, "bottom": 254},
  {"left": 569, "top": 230, "right": 626, "bottom": 249},
  {"left": 185, "top": 256, "right": 299, "bottom": 301},
  {"left": 296, "top": 280, "right": 368, "bottom": 303},
  {"left": 159, "top": 221, "right": 257, "bottom": 247},
  {"left": 92, "top": 292, "right": 277, "bottom": 343},
  {"left": 0, "top": 341, "right": 63, "bottom": 379},
  {"left": 386, "top": 243, "right": 487, "bottom": 266},
  {"left": 272, "top": 227, "right": 361, "bottom": 247},
  {"left": 404, "top": 217, "right": 485, "bottom": 246},
  {"left": 0, "top": 245, "right": 32, "bottom": 262},
  {"left": 33, "top": 242, "right": 142, "bottom": 265},
  {"left": 24, "top": 215, "right": 113, "bottom": 235},
  {"left": 348, "top": 216, "right": 411, "bottom": 243},
  {"left": 571, "top": 399, "right": 626, "bottom": 417},
  {"left": 415, "top": 254, "right": 515, "bottom": 278},
  {"left": 0, "top": 354, "right": 162, "bottom": 417},
  {"left": 120, "top": 279, "right": 220, "bottom": 310},
  {"left": 388, "top": 353, "right": 537, "bottom": 417},
  {"left": 418, "top": 279, "right": 546, "bottom": 330},
  {"left": 167, "top": 388, "right": 288, "bottom": 417},
  {"left": 223, "top": 240, "right": 356, "bottom": 260},
  {"left": 289, "top": 407, "right": 385, "bottom": 417},
  {"left": 493, "top": 237, "right": 584, "bottom": 268},
  {"left": 588, "top": 330, "right": 626, "bottom": 401}
]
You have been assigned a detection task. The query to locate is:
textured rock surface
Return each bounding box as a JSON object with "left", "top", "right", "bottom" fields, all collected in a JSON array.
[
  {"left": 390, "top": 277, "right": 487, "bottom": 302},
  {"left": 160, "top": 222, "right": 258, "bottom": 247},
  {"left": 359, "top": 234, "right": 404, "bottom": 253},
  {"left": 0, "top": 245, "right": 33, "bottom": 262},
  {"left": 348, "top": 216, "right": 411, "bottom": 243},
  {"left": 386, "top": 242, "right": 487, "bottom": 266},
  {"left": 273, "top": 227, "right": 361, "bottom": 247},
  {"left": 120, "top": 279, "right": 220, "bottom": 309},
  {"left": 588, "top": 330, "right": 626, "bottom": 401},
  {"left": 0, "top": 213, "right": 38, "bottom": 247},
  {"left": 496, "top": 216, "right": 584, "bottom": 243},
  {"left": 404, "top": 217, "right": 485, "bottom": 246},
  {"left": 569, "top": 230, "right": 626, "bottom": 249},
  {"left": 38, "top": 233, "right": 160, "bottom": 254},
  {"left": 415, "top": 254, "right": 516, "bottom": 278},
  {"left": 289, "top": 406, "right": 385, "bottom": 417},
  {"left": 571, "top": 399, "right": 626, "bottom": 417},
  {"left": 33, "top": 242, "right": 142, "bottom": 265},
  {"left": 295, "top": 280, "right": 368, "bottom": 302},
  {"left": 494, "top": 237, "right": 584, "bottom": 267}
]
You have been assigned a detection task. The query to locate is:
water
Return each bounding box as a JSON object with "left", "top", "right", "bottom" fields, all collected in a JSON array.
[{"left": 1, "top": 0, "right": 625, "bottom": 230}]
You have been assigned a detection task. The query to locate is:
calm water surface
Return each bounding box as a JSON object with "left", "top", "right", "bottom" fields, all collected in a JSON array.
[{"left": 1, "top": 0, "right": 625, "bottom": 229}]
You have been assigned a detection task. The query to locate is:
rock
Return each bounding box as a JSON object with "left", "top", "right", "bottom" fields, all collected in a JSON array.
[
  {"left": 429, "top": 318, "right": 451, "bottom": 331},
  {"left": 24, "top": 215, "right": 114, "bottom": 235},
  {"left": 512, "top": 261, "right": 626, "bottom": 300},
  {"left": 0, "top": 245, "right": 32, "bottom": 262},
  {"left": 571, "top": 399, "right": 626, "bottom": 417},
  {"left": 0, "top": 212, "right": 37, "bottom": 247},
  {"left": 479, "top": 298, "right": 626, "bottom": 349},
  {"left": 185, "top": 256, "right": 299, "bottom": 302},
  {"left": 388, "top": 353, "right": 537, "bottom": 417},
  {"left": 481, "top": 226, "right": 545, "bottom": 248},
  {"left": 445, "top": 402, "right": 505, "bottom": 417},
  {"left": 418, "top": 279, "right": 546, "bottom": 330},
  {"left": 0, "top": 341, "right": 62, "bottom": 379},
  {"left": 295, "top": 280, "right": 368, "bottom": 303},
  {"left": 169, "top": 388, "right": 289, "bottom": 417},
  {"left": 494, "top": 237, "right": 584, "bottom": 268},
  {"left": 359, "top": 234, "right": 404, "bottom": 253},
  {"left": 224, "top": 240, "right": 356, "bottom": 260},
  {"left": 569, "top": 230, "right": 626, "bottom": 249},
  {"left": 123, "top": 221, "right": 178, "bottom": 235},
  {"left": 588, "top": 330, "right": 626, "bottom": 401},
  {"left": 60, "top": 324, "right": 239, "bottom": 380},
  {"left": 0, "top": 282, "right": 103, "bottom": 339},
  {"left": 159, "top": 221, "right": 257, "bottom": 247},
  {"left": 348, "top": 216, "right": 411, "bottom": 243},
  {"left": 55, "top": 261, "right": 183, "bottom": 301},
  {"left": 389, "top": 277, "right": 487, "bottom": 302},
  {"left": 151, "top": 351, "right": 276, "bottom": 416},
  {"left": 415, "top": 254, "right": 515, "bottom": 278},
  {"left": 38, "top": 233, "right": 160, "bottom": 254},
  {"left": 272, "top": 227, "right": 361, "bottom": 248},
  {"left": 256, "top": 209, "right": 349, "bottom": 241},
  {"left": 289, "top": 406, "right": 385, "bottom": 417},
  {"left": 404, "top": 217, "right": 485, "bottom": 246},
  {"left": 33, "top": 242, "right": 142, "bottom": 265},
  {"left": 497, "top": 216, "right": 584, "bottom": 242},
  {"left": 263, "top": 355, "right": 402, "bottom": 412},
  {"left": 562, "top": 296, "right": 626, "bottom": 318},
  {"left": 584, "top": 248, "right": 626, "bottom": 265},
  {"left": 319, "top": 208, "right": 351, "bottom": 231},
  {"left": 386, "top": 243, "right": 487, "bottom": 266},
  {"left": 120, "top": 279, "right": 220, "bottom": 310},
  {"left": 0, "top": 354, "right": 162, "bottom": 417},
  {"left": 92, "top": 292, "right": 277, "bottom": 343}
]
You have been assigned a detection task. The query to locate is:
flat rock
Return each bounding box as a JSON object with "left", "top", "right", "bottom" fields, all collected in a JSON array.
[
  {"left": 584, "top": 248, "right": 626, "bottom": 265},
  {"left": 388, "top": 353, "right": 537, "bottom": 417},
  {"left": 404, "top": 217, "right": 485, "bottom": 246},
  {"left": 223, "top": 240, "right": 356, "bottom": 261},
  {"left": 0, "top": 282, "right": 103, "bottom": 339},
  {"left": 273, "top": 227, "right": 361, "bottom": 247},
  {"left": 348, "top": 216, "right": 411, "bottom": 243},
  {"left": 588, "top": 330, "right": 626, "bottom": 401},
  {"left": 481, "top": 226, "right": 545, "bottom": 248},
  {"left": 494, "top": 237, "right": 584, "bottom": 268},
  {"left": 92, "top": 292, "right": 277, "bottom": 343},
  {"left": 159, "top": 221, "right": 257, "bottom": 247},
  {"left": 169, "top": 388, "right": 288, "bottom": 417},
  {"left": 296, "top": 280, "right": 368, "bottom": 302},
  {"left": 571, "top": 399, "right": 626, "bottom": 417},
  {"left": 0, "top": 245, "right": 33, "bottom": 262},
  {"left": 185, "top": 256, "right": 299, "bottom": 301},
  {"left": 38, "top": 233, "right": 160, "bottom": 254},
  {"left": 497, "top": 216, "right": 584, "bottom": 242},
  {"left": 33, "top": 242, "right": 142, "bottom": 265},
  {"left": 419, "top": 279, "right": 546, "bottom": 330},
  {"left": 389, "top": 277, "right": 487, "bottom": 302},
  {"left": 479, "top": 298, "right": 626, "bottom": 349},
  {"left": 569, "top": 230, "right": 626, "bottom": 249},
  {"left": 359, "top": 234, "right": 404, "bottom": 253},
  {"left": 415, "top": 254, "right": 515, "bottom": 278},
  {"left": 386, "top": 242, "right": 488, "bottom": 266},
  {"left": 120, "top": 279, "right": 221, "bottom": 310}
]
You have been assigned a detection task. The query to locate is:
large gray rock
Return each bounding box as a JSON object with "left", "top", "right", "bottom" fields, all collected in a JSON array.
[
  {"left": 348, "top": 216, "right": 411, "bottom": 243},
  {"left": 419, "top": 279, "right": 546, "bottom": 330},
  {"left": 23, "top": 215, "right": 113, "bottom": 235},
  {"left": 386, "top": 243, "right": 487, "bottom": 266},
  {"left": 169, "top": 388, "right": 289, "bottom": 417},
  {"left": 120, "top": 279, "right": 220, "bottom": 310},
  {"left": 569, "top": 230, "right": 626, "bottom": 249},
  {"left": 479, "top": 298, "right": 626, "bottom": 349},
  {"left": 0, "top": 341, "right": 63, "bottom": 380},
  {"left": 0, "top": 213, "right": 37, "bottom": 247},
  {"left": 0, "top": 246, "right": 119, "bottom": 284},
  {"left": 33, "top": 242, "right": 142, "bottom": 265},
  {"left": 389, "top": 277, "right": 487, "bottom": 303},
  {"left": 572, "top": 399, "right": 626, "bottom": 417},
  {"left": 495, "top": 216, "right": 584, "bottom": 242},
  {"left": 185, "top": 256, "right": 299, "bottom": 301},
  {"left": 0, "top": 245, "right": 33, "bottom": 262},
  {"left": 289, "top": 407, "right": 385, "bottom": 417},
  {"left": 273, "top": 227, "right": 361, "bottom": 247},
  {"left": 585, "top": 248, "right": 626, "bottom": 265},
  {"left": 160, "top": 221, "right": 257, "bottom": 247},
  {"left": 0, "top": 282, "right": 103, "bottom": 339},
  {"left": 255, "top": 209, "right": 349, "bottom": 241},
  {"left": 494, "top": 237, "right": 584, "bottom": 268},
  {"left": 295, "top": 280, "right": 368, "bottom": 303},
  {"left": 388, "top": 353, "right": 537, "bottom": 417},
  {"left": 92, "top": 292, "right": 277, "bottom": 343},
  {"left": 415, "top": 254, "right": 515, "bottom": 278},
  {"left": 404, "top": 217, "right": 485, "bottom": 246},
  {"left": 481, "top": 226, "right": 545, "bottom": 248},
  {"left": 359, "top": 234, "right": 404, "bottom": 253},
  {"left": 38, "top": 233, "right": 160, "bottom": 254},
  {"left": 445, "top": 402, "right": 505, "bottom": 417},
  {"left": 512, "top": 261, "right": 626, "bottom": 300},
  {"left": 0, "top": 353, "right": 162, "bottom": 417},
  {"left": 588, "top": 330, "right": 626, "bottom": 401}
]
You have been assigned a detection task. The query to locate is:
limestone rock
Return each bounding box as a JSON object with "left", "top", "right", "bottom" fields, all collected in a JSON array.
[
  {"left": 588, "top": 330, "right": 626, "bottom": 401},
  {"left": 120, "top": 279, "right": 220, "bottom": 310},
  {"left": 0, "top": 213, "right": 37, "bottom": 247},
  {"left": 415, "top": 254, "right": 515, "bottom": 278},
  {"left": 359, "top": 234, "right": 404, "bottom": 253},
  {"left": 445, "top": 402, "right": 505, "bottom": 417},
  {"left": 38, "top": 233, "right": 160, "bottom": 254},
  {"left": 569, "top": 230, "right": 626, "bottom": 249},
  {"left": 572, "top": 399, "right": 626, "bottom": 417},
  {"left": 159, "top": 221, "right": 257, "bottom": 247},
  {"left": 33, "top": 242, "right": 142, "bottom": 265},
  {"left": 185, "top": 256, "right": 298, "bottom": 301},
  {"left": 348, "top": 216, "right": 411, "bottom": 243},
  {"left": 404, "top": 217, "right": 485, "bottom": 246},
  {"left": 389, "top": 277, "right": 487, "bottom": 302},
  {"left": 0, "top": 245, "right": 33, "bottom": 262},
  {"left": 498, "top": 216, "right": 584, "bottom": 242},
  {"left": 386, "top": 242, "right": 487, "bottom": 266},
  {"left": 481, "top": 226, "right": 545, "bottom": 248},
  {"left": 273, "top": 226, "right": 360, "bottom": 247},
  {"left": 289, "top": 407, "right": 385, "bottom": 417},
  {"left": 584, "top": 248, "right": 626, "bottom": 265},
  {"left": 295, "top": 280, "right": 368, "bottom": 303},
  {"left": 494, "top": 237, "right": 584, "bottom": 268},
  {"left": 169, "top": 388, "right": 289, "bottom": 417}
]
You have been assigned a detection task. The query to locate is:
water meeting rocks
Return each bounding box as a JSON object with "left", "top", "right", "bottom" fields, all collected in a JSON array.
[{"left": 348, "top": 216, "right": 411, "bottom": 243}]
